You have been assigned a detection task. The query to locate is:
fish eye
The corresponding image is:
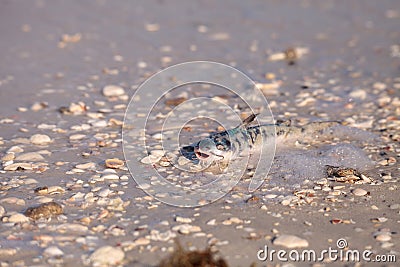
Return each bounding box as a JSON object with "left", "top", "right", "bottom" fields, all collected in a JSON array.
[{"left": 216, "top": 144, "right": 224, "bottom": 150}]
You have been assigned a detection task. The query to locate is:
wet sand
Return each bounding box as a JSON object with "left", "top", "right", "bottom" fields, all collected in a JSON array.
[{"left": 0, "top": 1, "right": 399, "bottom": 266}]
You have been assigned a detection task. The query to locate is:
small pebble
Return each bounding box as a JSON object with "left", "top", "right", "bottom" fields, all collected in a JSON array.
[
  {"left": 149, "top": 230, "right": 176, "bottom": 242},
  {"left": 56, "top": 223, "right": 88, "bottom": 234},
  {"left": 375, "top": 233, "right": 392, "bottom": 242},
  {"left": 31, "top": 102, "right": 48, "bottom": 111},
  {"left": 389, "top": 204, "right": 400, "bottom": 209},
  {"left": 43, "top": 246, "right": 64, "bottom": 257},
  {"left": 75, "top": 162, "right": 95, "bottom": 169},
  {"left": 206, "top": 219, "right": 217, "bottom": 226},
  {"left": 175, "top": 216, "right": 192, "bottom": 223},
  {"left": 68, "top": 102, "right": 87, "bottom": 115},
  {"left": 222, "top": 217, "right": 243, "bottom": 225},
  {"left": 172, "top": 224, "right": 201, "bottom": 235},
  {"left": 151, "top": 133, "right": 163, "bottom": 140},
  {"left": 0, "top": 248, "right": 17, "bottom": 257},
  {"left": 133, "top": 237, "right": 150, "bottom": 246},
  {"left": 69, "top": 134, "right": 86, "bottom": 140},
  {"left": 371, "top": 217, "right": 388, "bottom": 223},
  {"left": 352, "top": 188, "right": 368, "bottom": 196},
  {"left": 145, "top": 23, "right": 159, "bottom": 32},
  {"left": 373, "top": 82, "right": 387, "bottom": 90},
  {"left": 8, "top": 213, "right": 30, "bottom": 223},
  {"left": 273, "top": 234, "right": 309, "bottom": 248},
  {"left": 91, "top": 120, "right": 108, "bottom": 128},
  {"left": 90, "top": 246, "right": 125, "bottom": 265},
  {"left": 102, "top": 85, "right": 125, "bottom": 97},
  {"left": 264, "top": 194, "right": 278, "bottom": 199},
  {"left": 30, "top": 134, "right": 52, "bottom": 145},
  {"left": 98, "top": 188, "right": 112, "bottom": 198},
  {"left": 101, "top": 173, "right": 120, "bottom": 180},
  {"left": 349, "top": 89, "right": 367, "bottom": 100}
]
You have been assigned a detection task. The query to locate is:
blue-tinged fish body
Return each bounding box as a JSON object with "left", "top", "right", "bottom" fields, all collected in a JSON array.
[{"left": 181, "top": 115, "right": 340, "bottom": 163}]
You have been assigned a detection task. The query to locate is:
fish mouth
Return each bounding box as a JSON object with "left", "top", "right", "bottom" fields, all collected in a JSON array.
[
  {"left": 194, "top": 147, "right": 225, "bottom": 161},
  {"left": 180, "top": 145, "right": 212, "bottom": 160},
  {"left": 194, "top": 147, "right": 211, "bottom": 160}
]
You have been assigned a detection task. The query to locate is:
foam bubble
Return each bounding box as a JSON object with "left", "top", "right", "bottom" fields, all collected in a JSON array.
[{"left": 268, "top": 143, "right": 373, "bottom": 188}]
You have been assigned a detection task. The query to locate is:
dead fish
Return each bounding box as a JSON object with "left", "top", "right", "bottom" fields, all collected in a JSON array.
[{"left": 181, "top": 114, "right": 340, "bottom": 164}]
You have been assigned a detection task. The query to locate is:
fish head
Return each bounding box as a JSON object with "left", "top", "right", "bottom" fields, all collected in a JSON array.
[
  {"left": 190, "top": 134, "right": 235, "bottom": 162},
  {"left": 181, "top": 114, "right": 258, "bottom": 163}
]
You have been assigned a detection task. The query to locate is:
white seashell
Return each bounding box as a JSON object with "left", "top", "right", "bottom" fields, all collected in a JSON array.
[
  {"left": 273, "top": 234, "right": 309, "bottom": 248},
  {"left": 102, "top": 85, "right": 125, "bottom": 97},
  {"left": 30, "top": 134, "right": 52, "bottom": 145}
]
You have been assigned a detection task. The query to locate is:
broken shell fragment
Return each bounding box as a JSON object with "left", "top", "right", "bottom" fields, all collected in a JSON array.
[
  {"left": 4, "top": 162, "right": 33, "bottom": 171},
  {"left": 24, "top": 202, "right": 63, "bottom": 220},
  {"left": 141, "top": 154, "right": 162, "bottom": 164},
  {"left": 105, "top": 158, "right": 124, "bottom": 169}
]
